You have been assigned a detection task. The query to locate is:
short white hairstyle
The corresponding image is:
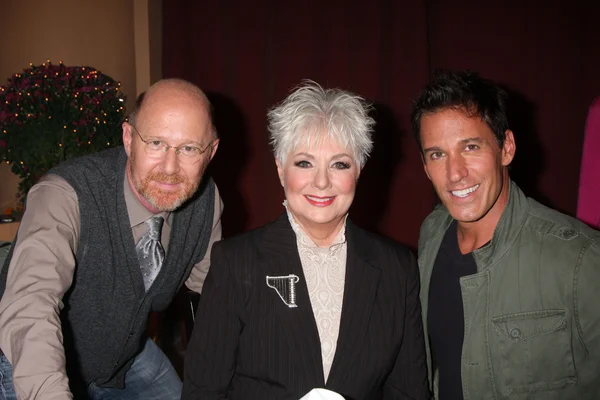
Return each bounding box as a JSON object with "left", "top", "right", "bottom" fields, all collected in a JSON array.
[{"left": 267, "top": 80, "right": 375, "bottom": 168}]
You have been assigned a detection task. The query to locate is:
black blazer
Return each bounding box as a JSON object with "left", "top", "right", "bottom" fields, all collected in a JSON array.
[{"left": 183, "top": 214, "right": 429, "bottom": 400}]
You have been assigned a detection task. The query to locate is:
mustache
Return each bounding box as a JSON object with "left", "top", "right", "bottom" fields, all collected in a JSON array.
[{"left": 147, "top": 172, "right": 186, "bottom": 184}]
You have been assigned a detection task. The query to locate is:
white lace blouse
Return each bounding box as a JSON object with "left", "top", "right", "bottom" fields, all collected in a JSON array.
[{"left": 284, "top": 202, "right": 347, "bottom": 382}]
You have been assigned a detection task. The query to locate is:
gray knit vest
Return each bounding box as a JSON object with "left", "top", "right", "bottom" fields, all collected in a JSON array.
[{"left": 0, "top": 147, "right": 214, "bottom": 394}]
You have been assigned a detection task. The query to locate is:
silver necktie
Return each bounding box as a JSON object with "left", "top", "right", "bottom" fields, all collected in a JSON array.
[{"left": 136, "top": 216, "right": 165, "bottom": 291}]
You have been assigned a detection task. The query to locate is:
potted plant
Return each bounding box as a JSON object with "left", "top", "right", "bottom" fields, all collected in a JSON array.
[{"left": 0, "top": 61, "right": 127, "bottom": 204}]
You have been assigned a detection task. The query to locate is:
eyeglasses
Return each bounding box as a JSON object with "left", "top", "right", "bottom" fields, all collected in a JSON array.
[{"left": 130, "top": 124, "right": 214, "bottom": 165}]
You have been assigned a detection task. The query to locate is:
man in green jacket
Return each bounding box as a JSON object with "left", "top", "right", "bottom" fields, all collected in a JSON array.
[{"left": 411, "top": 70, "right": 600, "bottom": 399}]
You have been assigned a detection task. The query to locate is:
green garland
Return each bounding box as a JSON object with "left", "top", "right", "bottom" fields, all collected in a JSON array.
[{"left": 0, "top": 61, "right": 127, "bottom": 202}]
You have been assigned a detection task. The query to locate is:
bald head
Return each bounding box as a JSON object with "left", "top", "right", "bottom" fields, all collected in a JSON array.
[
  {"left": 128, "top": 78, "right": 216, "bottom": 138},
  {"left": 122, "top": 78, "right": 220, "bottom": 212}
]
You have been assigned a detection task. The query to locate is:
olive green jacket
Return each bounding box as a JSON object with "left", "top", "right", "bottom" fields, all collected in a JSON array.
[{"left": 418, "top": 181, "right": 600, "bottom": 399}]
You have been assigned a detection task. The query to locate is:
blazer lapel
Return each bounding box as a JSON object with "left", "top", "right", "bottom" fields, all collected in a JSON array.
[
  {"left": 259, "top": 214, "right": 325, "bottom": 387},
  {"left": 326, "top": 220, "right": 381, "bottom": 387}
]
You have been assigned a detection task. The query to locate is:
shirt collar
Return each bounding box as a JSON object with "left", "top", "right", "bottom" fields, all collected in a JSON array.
[{"left": 282, "top": 200, "right": 347, "bottom": 249}]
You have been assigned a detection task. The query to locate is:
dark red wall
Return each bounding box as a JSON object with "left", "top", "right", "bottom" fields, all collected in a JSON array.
[{"left": 162, "top": 0, "right": 600, "bottom": 248}]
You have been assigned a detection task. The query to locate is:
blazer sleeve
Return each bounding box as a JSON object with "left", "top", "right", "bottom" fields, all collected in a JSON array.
[
  {"left": 182, "top": 241, "right": 243, "bottom": 399},
  {"left": 383, "top": 248, "right": 431, "bottom": 400}
]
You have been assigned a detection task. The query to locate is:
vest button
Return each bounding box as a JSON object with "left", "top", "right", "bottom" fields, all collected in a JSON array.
[{"left": 509, "top": 328, "right": 521, "bottom": 339}]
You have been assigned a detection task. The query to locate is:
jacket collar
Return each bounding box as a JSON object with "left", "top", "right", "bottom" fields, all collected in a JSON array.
[
  {"left": 423, "top": 180, "right": 528, "bottom": 271},
  {"left": 327, "top": 221, "right": 380, "bottom": 388},
  {"left": 259, "top": 213, "right": 377, "bottom": 264},
  {"left": 258, "top": 213, "right": 325, "bottom": 386},
  {"left": 258, "top": 213, "right": 380, "bottom": 388},
  {"left": 472, "top": 180, "right": 529, "bottom": 270}
]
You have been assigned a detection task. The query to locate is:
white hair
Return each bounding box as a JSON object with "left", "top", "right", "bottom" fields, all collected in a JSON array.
[{"left": 267, "top": 80, "right": 375, "bottom": 168}]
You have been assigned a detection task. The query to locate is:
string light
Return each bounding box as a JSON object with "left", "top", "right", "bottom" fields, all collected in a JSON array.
[{"left": 1, "top": 60, "right": 126, "bottom": 201}]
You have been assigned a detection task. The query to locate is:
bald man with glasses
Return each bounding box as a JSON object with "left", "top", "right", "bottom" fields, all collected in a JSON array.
[{"left": 0, "top": 79, "right": 223, "bottom": 400}]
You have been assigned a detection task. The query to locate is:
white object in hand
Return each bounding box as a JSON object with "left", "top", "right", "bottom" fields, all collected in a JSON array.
[{"left": 299, "top": 388, "right": 345, "bottom": 400}]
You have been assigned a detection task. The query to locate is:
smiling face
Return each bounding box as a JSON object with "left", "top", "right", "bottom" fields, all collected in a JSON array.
[
  {"left": 123, "top": 83, "right": 219, "bottom": 212},
  {"left": 277, "top": 135, "right": 360, "bottom": 240},
  {"left": 420, "top": 108, "right": 515, "bottom": 232}
]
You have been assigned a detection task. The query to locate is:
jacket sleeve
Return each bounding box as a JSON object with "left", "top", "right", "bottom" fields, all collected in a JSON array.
[
  {"left": 575, "top": 236, "right": 600, "bottom": 374},
  {"left": 383, "top": 249, "right": 431, "bottom": 400},
  {"left": 0, "top": 175, "right": 79, "bottom": 400},
  {"left": 182, "top": 241, "right": 242, "bottom": 399}
]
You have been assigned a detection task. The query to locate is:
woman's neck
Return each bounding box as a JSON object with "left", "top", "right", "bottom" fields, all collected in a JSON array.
[{"left": 290, "top": 213, "right": 346, "bottom": 248}]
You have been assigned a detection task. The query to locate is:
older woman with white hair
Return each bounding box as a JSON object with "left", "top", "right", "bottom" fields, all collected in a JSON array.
[{"left": 182, "top": 82, "right": 429, "bottom": 400}]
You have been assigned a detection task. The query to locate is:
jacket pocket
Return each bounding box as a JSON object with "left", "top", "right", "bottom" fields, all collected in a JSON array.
[{"left": 491, "top": 309, "right": 577, "bottom": 395}]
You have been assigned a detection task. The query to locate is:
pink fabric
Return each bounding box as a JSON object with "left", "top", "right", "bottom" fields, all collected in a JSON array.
[{"left": 577, "top": 98, "right": 600, "bottom": 228}]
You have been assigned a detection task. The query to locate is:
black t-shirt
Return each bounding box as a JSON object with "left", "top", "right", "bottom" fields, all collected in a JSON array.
[{"left": 428, "top": 221, "right": 478, "bottom": 400}]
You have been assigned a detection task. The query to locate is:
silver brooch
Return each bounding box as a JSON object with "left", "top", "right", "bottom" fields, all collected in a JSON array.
[{"left": 266, "top": 274, "right": 300, "bottom": 308}]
